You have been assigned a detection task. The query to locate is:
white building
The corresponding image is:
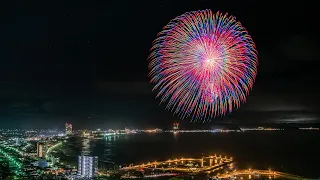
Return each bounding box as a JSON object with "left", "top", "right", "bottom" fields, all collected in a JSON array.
[{"left": 77, "top": 155, "right": 98, "bottom": 178}]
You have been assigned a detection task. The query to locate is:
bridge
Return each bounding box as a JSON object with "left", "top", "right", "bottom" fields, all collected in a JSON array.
[
  {"left": 120, "top": 155, "right": 233, "bottom": 173},
  {"left": 215, "top": 169, "right": 308, "bottom": 180}
]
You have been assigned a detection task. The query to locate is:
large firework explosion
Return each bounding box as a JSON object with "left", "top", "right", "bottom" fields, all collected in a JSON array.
[{"left": 148, "top": 10, "right": 258, "bottom": 121}]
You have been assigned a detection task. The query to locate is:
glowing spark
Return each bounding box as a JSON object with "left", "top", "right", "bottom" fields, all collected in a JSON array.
[{"left": 148, "top": 10, "right": 258, "bottom": 121}]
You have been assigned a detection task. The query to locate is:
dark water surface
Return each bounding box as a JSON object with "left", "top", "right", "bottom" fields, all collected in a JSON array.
[{"left": 63, "top": 131, "right": 320, "bottom": 178}]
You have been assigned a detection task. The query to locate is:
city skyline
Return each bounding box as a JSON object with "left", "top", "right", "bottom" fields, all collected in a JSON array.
[{"left": 0, "top": 125, "right": 318, "bottom": 179}]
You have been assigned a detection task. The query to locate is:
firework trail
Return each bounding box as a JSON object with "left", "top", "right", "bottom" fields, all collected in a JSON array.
[{"left": 148, "top": 10, "right": 258, "bottom": 121}]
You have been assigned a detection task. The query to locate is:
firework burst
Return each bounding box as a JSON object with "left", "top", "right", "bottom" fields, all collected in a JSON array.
[{"left": 148, "top": 10, "right": 258, "bottom": 121}]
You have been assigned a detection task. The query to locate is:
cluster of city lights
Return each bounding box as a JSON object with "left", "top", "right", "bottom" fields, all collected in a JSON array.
[
  {"left": 144, "top": 173, "right": 177, "bottom": 178},
  {"left": 22, "top": 142, "right": 32, "bottom": 151},
  {"left": 105, "top": 132, "right": 127, "bottom": 136},
  {"left": 240, "top": 127, "right": 284, "bottom": 131},
  {"left": 142, "top": 129, "right": 163, "bottom": 133},
  {"left": 0, "top": 124, "right": 314, "bottom": 180},
  {"left": 0, "top": 147, "right": 23, "bottom": 172},
  {"left": 45, "top": 142, "right": 63, "bottom": 159},
  {"left": 215, "top": 168, "right": 304, "bottom": 179},
  {"left": 299, "top": 127, "right": 319, "bottom": 130},
  {"left": 121, "top": 155, "right": 233, "bottom": 173},
  {"left": 165, "top": 129, "right": 240, "bottom": 133},
  {"left": 0, "top": 144, "right": 25, "bottom": 156}
]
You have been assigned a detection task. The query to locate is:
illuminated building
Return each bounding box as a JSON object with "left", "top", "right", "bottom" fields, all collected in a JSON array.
[
  {"left": 65, "top": 123, "right": 72, "bottom": 135},
  {"left": 77, "top": 155, "right": 98, "bottom": 178},
  {"left": 173, "top": 123, "right": 179, "bottom": 130},
  {"left": 37, "top": 142, "right": 45, "bottom": 158},
  {"left": 15, "top": 138, "right": 21, "bottom": 146},
  {"left": 145, "top": 128, "right": 162, "bottom": 133}
]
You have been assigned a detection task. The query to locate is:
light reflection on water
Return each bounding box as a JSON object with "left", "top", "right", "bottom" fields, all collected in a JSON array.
[
  {"left": 63, "top": 132, "right": 319, "bottom": 178},
  {"left": 103, "top": 135, "right": 119, "bottom": 161},
  {"left": 78, "top": 135, "right": 129, "bottom": 161},
  {"left": 81, "top": 138, "right": 91, "bottom": 155}
]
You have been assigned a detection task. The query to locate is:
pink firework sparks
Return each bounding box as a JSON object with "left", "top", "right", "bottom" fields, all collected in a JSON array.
[{"left": 148, "top": 10, "right": 258, "bottom": 121}]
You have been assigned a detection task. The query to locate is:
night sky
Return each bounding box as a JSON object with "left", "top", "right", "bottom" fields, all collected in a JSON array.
[{"left": 0, "top": 0, "right": 319, "bottom": 129}]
